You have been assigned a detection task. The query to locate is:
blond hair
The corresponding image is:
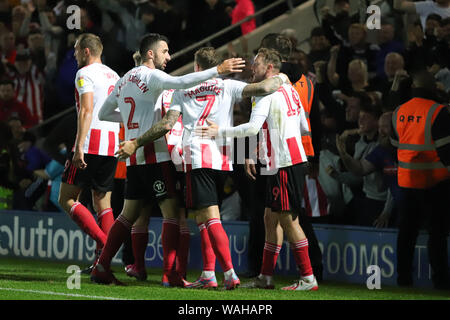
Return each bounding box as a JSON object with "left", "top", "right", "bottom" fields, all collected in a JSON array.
[
  {"left": 76, "top": 33, "right": 103, "bottom": 57},
  {"left": 348, "top": 59, "right": 369, "bottom": 84},
  {"left": 256, "top": 48, "right": 282, "bottom": 70}
]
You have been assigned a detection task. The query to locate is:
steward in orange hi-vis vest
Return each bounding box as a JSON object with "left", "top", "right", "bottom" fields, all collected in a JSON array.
[
  {"left": 293, "top": 74, "right": 315, "bottom": 157},
  {"left": 391, "top": 98, "right": 450, "bottom": 189}
]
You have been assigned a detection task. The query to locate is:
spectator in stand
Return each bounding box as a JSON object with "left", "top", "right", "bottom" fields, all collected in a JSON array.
[
  {"left": 336, "top": 111, "right": 400, "bottom": 228},
  {"left": 329, "top": 54, "right": 380, "bottom": 98},
  {"left": 425, "top": 13, "right": 443, "bottom": 41},
  {"left": 0, "top": 0, "right": 12, "bottom": 31},
  {"left": 0, "top": 78, "right": 35, "bottom": 127},
  {"left": 26, "top": 30, "right": 46, "bottom": 72},
  {"left": 393, "top": 0, "right": 450, "bottom": 32},
  {"left": 10, "top": 4, "right": 27, "bottom": 37},
  {"left": 372, "top": 52, "right": 405, "bottom": 108},
  {"left": 404, "top": 21, "right": 428, "bottom": 73},
  {"left": 328, "top": 24, "right": 380, "bottom": 88},
  {"left": 316, "top": 108, "right": 350, "bottom": 223},
  {"left": 307, "top": 27, "right": 331, "bottom": 66},
  {"left": 7, "top": 49, "right": 44, "bottom": 125},
  {"left": 333, "top": 98, "right": 388, "bottom": 226},
  {"left": 0, "top": 120, "right": 14, "bottom": 210},
  {"left": 230, "top": 0, "right": 256, "bottom": 36},
  {"left": 54, "top": 33, "right": 77, "bottom": 109},
  {"left": 7, "top": 116, "right": 49, "bottom": 210},
  {"left": 375, "top": 21, "right": 404, "bottom": 79},
  {"left": 428, "top": 16, "right": 450, "bottom": 71},
  {"left": 186, "top": 0, "right": 233, "bottom": 48},
  {"left": 320, "top": 0, "right": 360, "bottom": 44},
  {"left": 152, "top": 0, "right": 183, "bottom": 52},
  {"left": 1, "top": 31, "right": 16, "bottom": 65}
]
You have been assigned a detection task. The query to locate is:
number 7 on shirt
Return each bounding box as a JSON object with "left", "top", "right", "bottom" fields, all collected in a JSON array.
[{"left": 196, "top": 95, "right": 216, "bottom": 126}]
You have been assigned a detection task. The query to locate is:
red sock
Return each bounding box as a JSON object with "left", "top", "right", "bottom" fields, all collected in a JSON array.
[
  {"left": 198, "top": 223, "right": 216, "bottom": 271},
  {"left": 98, "top": 208, "right": 114, "bottom": 235},
  {"left": 70, "top": 202, "right": 106, "bottom": 247},
  {"left": 131, "top": 225, "right": 148, "bottom": 270},
  {"left": 260, "top": 242, "right": 281, "bottom": 276},
  {"left": 162, "top": 218, "right": 180, "bottom": 275},
  {"left": 98, "top": 215, "right": 132, "bottom": 270},
  {"left": 206, "top": 218, "right": 233, "bottom": 272},
  {"left": 176, "top": 225, "right": 190, "bottom": 278},
  {"left": 292, "top": 239, "right": 313, "bottom": 277}
]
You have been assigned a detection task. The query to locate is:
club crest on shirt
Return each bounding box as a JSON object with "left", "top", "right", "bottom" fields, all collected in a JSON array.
[{"left": 153, "top": 180, "right": 166, "bottom": 193}]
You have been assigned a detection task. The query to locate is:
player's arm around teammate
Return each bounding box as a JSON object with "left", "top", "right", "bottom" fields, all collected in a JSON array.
[{"left": 114, "top": 71, "right": 289, "bottom": 160}]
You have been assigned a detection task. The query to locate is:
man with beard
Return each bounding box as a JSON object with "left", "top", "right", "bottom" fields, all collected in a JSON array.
[{"left": 336, "top": 111, "right": 401, "bottom": 228}]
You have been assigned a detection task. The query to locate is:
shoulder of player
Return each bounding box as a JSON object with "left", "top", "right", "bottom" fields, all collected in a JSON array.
[{"left": 223, "top": 78, "right": 246, "bottom": 87}]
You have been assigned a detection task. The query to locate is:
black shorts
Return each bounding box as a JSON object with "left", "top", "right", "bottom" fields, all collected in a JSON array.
[
  {"left": 124, "top": 161, "right": 177, "bottom": 202},
  {"left": 61, "top": 153, "right": 117, "bottom": 193},
  {"left": 265, "top": 162, "right": 307, "bottom": 216},
  {"left": 185, "top": 168, "right": 228, "bottom": 210}
]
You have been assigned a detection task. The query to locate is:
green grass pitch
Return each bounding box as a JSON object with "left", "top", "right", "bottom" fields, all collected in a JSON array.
[{"left": 0, "top": 258, "right": 449, "bottom": 301}]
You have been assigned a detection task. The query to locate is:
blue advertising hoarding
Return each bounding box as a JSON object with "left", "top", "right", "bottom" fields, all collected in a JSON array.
[{"left": 0, "top": 210, "right": 448, "bottom": 288}]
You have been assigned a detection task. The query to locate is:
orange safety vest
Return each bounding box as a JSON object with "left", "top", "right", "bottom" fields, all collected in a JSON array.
[
  {"left": 114, "top": 124, "right": 127, "bottom": 179},
  {"left": 392, "top": 97, "right": 450, "bottom": 189},
  {"left": 293, "top": 74, "right": 315, "bottom": 157}
]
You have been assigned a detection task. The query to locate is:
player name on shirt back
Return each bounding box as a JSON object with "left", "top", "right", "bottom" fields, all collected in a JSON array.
[{"left": 184, "top": 81, "right": 222, "bottom": 98}]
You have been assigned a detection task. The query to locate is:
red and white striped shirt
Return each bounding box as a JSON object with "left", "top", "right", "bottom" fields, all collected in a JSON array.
[
  {"left": 160, "top": 89, "right": 184, "bottom": 171},
  {"left": 170, "top": 78, "right": 247, "bottom": 171},
  {"left": 13, "top": 65, "right": 44, "bottom": 126},
  {"left": 252, "top": 84, "right": 309, "bottom": 170},
  {"left": 302, "top": 175, "right": 329, "bottom": 217},
  {"left": 74, "top": 63, "right": 120, "bottom": 156},
  {"left": 102, "top": 64, "right": 221, "bottom": 166}
]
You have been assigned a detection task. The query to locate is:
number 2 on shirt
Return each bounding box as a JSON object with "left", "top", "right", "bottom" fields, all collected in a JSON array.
[
  {"left": 124, "top": 97, "right": 139, "bottom": 129},
  {"left": 196, "top": 95, "right": 216, "bottom": 125}
]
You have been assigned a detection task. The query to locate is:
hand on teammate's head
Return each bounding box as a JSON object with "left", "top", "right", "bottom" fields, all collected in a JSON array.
[{"left": 217, "top": 58, "right": 246, "bottom": 74}]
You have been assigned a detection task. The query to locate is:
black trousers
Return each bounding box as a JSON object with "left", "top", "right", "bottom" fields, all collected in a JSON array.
[{"left": 396, "top": 179, "right": 450, "bottom": 288}]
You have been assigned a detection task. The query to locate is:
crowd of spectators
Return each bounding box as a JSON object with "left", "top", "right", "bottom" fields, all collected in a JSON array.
[{"left": 0, "top": 0, "right": 449, "bottom": 233}]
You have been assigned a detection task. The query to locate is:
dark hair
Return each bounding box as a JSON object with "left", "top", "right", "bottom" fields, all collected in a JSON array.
[
  {"left": 310, "top": 27, "right": 326, "bottom": 38},
  {"left": 194, "top": 47, "right": 219, "bottom": 70},
  {"left": 426, "top": 13, "right": 442, "bottom": 22},
  {"left": 356, "top": 92, "right": 382, "bottom": 118},
  {"left": 259, "top": 33, "right": 292, "bottom": 61},
  {"left": 441, "top": 17, "right": 450, "bottom": 27},
  {"left": 411, "top": 69, "right": 437, "bottom": 91},
  {"left": 139, "top": 33, "right": 169, "bottom": 62},
  {"left": 0, "top": 79, "right": 14, "bottom": 87}
]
